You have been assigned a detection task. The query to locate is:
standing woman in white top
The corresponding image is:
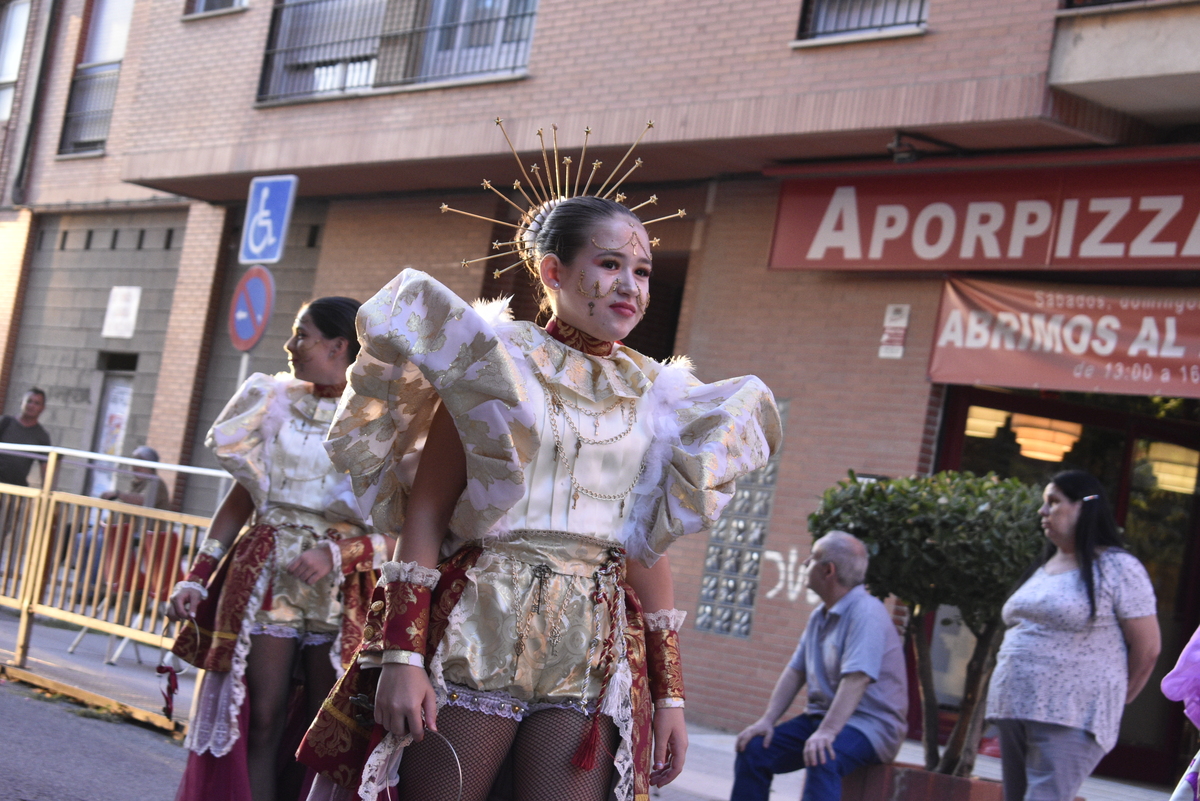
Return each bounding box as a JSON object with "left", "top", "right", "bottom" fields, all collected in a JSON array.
[{"left": 986, "top": 470, "right": 1162, "bottom": 801}]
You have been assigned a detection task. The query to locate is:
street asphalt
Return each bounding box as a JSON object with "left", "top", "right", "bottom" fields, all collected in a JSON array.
[{"left": 0, "top": 677, "right": 186, "bottom": 801}]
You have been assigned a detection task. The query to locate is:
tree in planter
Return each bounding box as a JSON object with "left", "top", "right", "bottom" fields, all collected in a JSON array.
[{"left": 808, "top": 471, "right": 1042, "bottom": 777}]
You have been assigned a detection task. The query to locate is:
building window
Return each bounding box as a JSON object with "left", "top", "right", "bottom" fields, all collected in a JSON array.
[
  {"left": 257, "top": 0, "right": 538, "bottom": 102},
  {"left": 695, "top": 401, "right": 787, "bottom": 638},
  {"left": 188, "top": 0, "right": 245, "bottom": 13},
  {"left": 0, "top": 0, "right": 29, "bottom": 121},
  {"left": 59, "top": 0, "right": 132, "bottom": 153},
  {"left": 798, "top": 0, "right": 926, "bottom": 40}
]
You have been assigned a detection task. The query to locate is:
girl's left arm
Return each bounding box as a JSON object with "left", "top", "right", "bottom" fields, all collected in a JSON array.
[
  {"left": 627, "top": 555, "right": 688, "bottom": 787},
  {"left": 1120, "top": 614, "right": 1162, "bottom": 704}
]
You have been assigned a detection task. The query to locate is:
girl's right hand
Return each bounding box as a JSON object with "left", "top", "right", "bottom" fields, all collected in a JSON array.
[
  {"left": 374, "top": 663, "right": 438, "bottom": 741},
  {"left": 168, "top": 587, "right": 204, "bottom": 622}
]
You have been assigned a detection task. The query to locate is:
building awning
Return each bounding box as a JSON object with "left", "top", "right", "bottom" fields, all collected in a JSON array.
[{"left": 929, "top": 276, "right": 1200, "bottom": 398}]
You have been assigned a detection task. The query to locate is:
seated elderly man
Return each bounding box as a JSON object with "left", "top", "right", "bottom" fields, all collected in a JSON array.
[
  {"left": 732, "top": 530, "right": 908, "bottom": 801},
  {"left": 100, "top": 445, "right": 171, "bottom": 510}
]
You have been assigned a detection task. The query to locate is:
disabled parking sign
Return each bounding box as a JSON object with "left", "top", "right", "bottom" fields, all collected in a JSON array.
[{"left": 239, "top": 175, "right": 298, "bottom": 265}]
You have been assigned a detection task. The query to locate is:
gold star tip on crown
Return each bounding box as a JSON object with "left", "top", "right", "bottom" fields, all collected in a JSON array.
[
  {"left": 530, "top": 164, "right": 540, "bottom": 172},
  {"left": 585, "top": 127, "right": 592, "bottom": 134},
  {"left": 678, "top": 209, "right": 686, "bottom": 217},
  {"left": 492, "top": 241, "right": 503, "bottom": 250},
  {"left": 440, "top": 203, "right": 449, "bottom": 212},
  {"left": 513, "top": 179, "right": 521, "bottom": 189},
  {"left": 493, "top": 269, "right": 501, "bottom": 278},
  {"left": 563, "top": 156, "right": 572, "bottom": 164},
  {"left": 494, "top": 118, "right": 503, "bottom": 125},
  {"left": 634, "top": 158, "right": 643, "bottom": 166},
  {"left": 593, "top": 160, "right": 602, "bottom": 168},
  {"left": 651, "top": 237, "right": 661, "bottom": 247},
  {"left": 647, "top": 121, "right": 654, "bottom": 128},
  {"left": 482, "top": 179, "right": 492, "bottom": 189},
  {"left": 615, "top": 193, "right": 627, "bottom": 203},
  {"left": 461, "top": 260, "right": 469, "bottom": 268}
]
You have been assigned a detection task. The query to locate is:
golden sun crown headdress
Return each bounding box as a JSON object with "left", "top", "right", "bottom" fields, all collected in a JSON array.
[{"left": 440, "top": 119, "right": 687, "bottom": 279}]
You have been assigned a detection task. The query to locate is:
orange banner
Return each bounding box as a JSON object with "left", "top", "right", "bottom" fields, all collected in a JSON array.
[{"left": 928, "top": 278, "right": 1200, "bottom": 398}]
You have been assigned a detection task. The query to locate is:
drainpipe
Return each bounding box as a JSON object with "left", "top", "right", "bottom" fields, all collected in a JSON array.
[{"left": 11, "top": 0, "right": 62, "bottom": 207}]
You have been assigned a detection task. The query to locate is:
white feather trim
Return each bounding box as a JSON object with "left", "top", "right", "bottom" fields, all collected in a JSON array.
[
  {"left": 618, "top": 359, "right": 695, "bottom": 564},
  {"left": 472, "top": 296, "right": 514, "bottom": 328}
]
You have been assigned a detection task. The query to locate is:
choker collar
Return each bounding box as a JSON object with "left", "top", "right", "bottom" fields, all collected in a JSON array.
[
  {"left": 546, "top": 318, "right": 615, "bottom": 357},
  {"left": 312, "top": 382, "right": 346, "bottom": 399}
]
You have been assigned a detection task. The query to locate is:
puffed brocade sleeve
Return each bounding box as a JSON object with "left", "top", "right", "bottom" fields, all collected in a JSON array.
[
  {"left": 204, "top": 372, "right": 287, "bottom": 510},
  {"left": 621, "top": 362, "right": 781, "bottom": 565},
  {"left": 325, "top": 269, "right": 539, "bottom": 538}
]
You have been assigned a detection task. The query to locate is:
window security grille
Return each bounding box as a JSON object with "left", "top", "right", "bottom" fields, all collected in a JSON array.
[
  {"left": 695, "top": 401, "right": 787, "bottom": 638},
  {"left": 59, "top": 62, "right": 120, "bottom": 154},
  {"left": 798, "top": 0, "right": 926, "bottom": 40},
  {"left": 258, "top": 0, "right": 537, "bottom": 102}
]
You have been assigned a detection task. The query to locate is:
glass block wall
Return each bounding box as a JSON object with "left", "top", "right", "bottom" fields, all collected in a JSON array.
[{"left": 694, "top": 401, "right": 787, "bottom": 637}]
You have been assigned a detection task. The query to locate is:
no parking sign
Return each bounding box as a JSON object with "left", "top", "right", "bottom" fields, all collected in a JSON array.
[{"left": 228, "top": 265, "right": 276, "bottom": 352}]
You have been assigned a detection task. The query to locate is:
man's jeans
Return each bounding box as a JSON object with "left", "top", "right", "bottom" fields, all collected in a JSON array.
[{"left": 731, "top": 714, "right": 879, "bottom": 801}]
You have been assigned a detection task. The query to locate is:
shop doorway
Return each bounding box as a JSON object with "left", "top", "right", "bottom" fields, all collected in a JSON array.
[{"left": 939, "top": 385, "right": 1200, "bottom": 785}]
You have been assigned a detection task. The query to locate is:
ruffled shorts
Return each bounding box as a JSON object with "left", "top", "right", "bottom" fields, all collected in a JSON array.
[{"left": 435, "top": 531, "right": 624, "bottom": 720}]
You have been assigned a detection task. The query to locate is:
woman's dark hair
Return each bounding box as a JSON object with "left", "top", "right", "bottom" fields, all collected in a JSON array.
[
  {"left": 301, "top": 296, "right": 361, "bottom": 361},
  {"left": 525, "top": 196, "right": 642, "bottom": 316},
  {"left": 1038, "top": 469, "right": 1126, "bottom": 618},
  {"left": 533, "top": 195, "right": 639, "bottom": 268}
]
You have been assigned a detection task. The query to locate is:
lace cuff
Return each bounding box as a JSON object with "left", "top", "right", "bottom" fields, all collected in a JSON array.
[
  {"left": 643, "top": 608, "right": 687, "bottom": 632},
  {"left": 378, "top": 560, "right": 440, "bottom": 590},
  {"left": 170, "top": 580, "right": 209, "bottom": 601}
]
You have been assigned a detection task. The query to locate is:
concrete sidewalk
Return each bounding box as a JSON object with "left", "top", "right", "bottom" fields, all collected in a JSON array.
[{"left": 0, "top": 608, "right": 1174, "bottom": 801}]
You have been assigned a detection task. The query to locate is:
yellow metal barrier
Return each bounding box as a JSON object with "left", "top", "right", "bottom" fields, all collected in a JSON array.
[{"left": 2, "top": 448, "right": 218, "bottom": 669}]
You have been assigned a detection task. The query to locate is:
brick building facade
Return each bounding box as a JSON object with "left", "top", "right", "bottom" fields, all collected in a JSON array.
[{"left": 0, "top": 0, "right": 1196, "bottom": 783}]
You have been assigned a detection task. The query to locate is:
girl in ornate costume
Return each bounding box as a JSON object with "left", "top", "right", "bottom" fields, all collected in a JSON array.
[
  {"left": 299, "top": 122, "right": 781, "bottom": 801},
  {"left": 169, "top": 297, "right": 395, "bottom": 801}
]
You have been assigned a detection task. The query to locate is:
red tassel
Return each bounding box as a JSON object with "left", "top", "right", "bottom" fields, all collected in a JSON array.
[
  {"left": 157, "top": 664, "right": 179, "bottom": 720},
  {"left": 571, "top": 714, "right": 601, "bottom": 770}
]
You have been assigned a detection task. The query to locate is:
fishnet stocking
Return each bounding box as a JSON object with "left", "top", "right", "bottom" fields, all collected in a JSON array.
[
  {"left": 396, "top": 705, "right": 518, "bottom": 801},
  {"left": 511, "top": 709, "right": 619, "bottom": 801}
]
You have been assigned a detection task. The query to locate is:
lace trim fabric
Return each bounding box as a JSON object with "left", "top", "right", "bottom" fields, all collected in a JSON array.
[
  {"left": 358, "top": 730, "right": 411, "bottom": 801},
  {"left": 184, "top": 549, "right": 273, "bottom": 757},
  {"left": 249, "top": 622, "right": 302, "bottom": 639},
  {"left": 440, "top": 682, "right": 597, "bottom": 721},
  {"left": 643, "top": 608, "right": 687, "bottom": 632},
  {"left": 302, "top": 631, "right": 337, "bottom": 648},
  {"left": 170, "top": 580, "right": 208, "bottom": 601},
  {"left": 378, "top": 559, "right": 441, "bottom": 590}
]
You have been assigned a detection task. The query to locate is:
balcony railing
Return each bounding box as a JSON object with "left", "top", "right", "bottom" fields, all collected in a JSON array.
[
  {"left": 1061, "top": 0, "right": 1141, "bottom": 7},
  {"left": 59, "top": 61, "right": 120, "bottom": 154},
  {"left": 258, "top": 0, "right": 537, "bottom": 103},
  {"left": 798, "top": 0, "right": 927, "bottom": 39}
]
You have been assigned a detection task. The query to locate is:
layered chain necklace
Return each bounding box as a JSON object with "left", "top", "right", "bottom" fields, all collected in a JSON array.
[{"left": 537, "top": 373, "right": 647, "bottom": 517}]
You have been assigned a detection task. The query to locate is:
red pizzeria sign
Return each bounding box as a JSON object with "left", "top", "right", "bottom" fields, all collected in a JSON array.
[
  {"left": 929, "top": 278, "right": 1200, "bottom": 398},
  {"left": 770, "top": 161, "right": 1200, "bottom": 270}
]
